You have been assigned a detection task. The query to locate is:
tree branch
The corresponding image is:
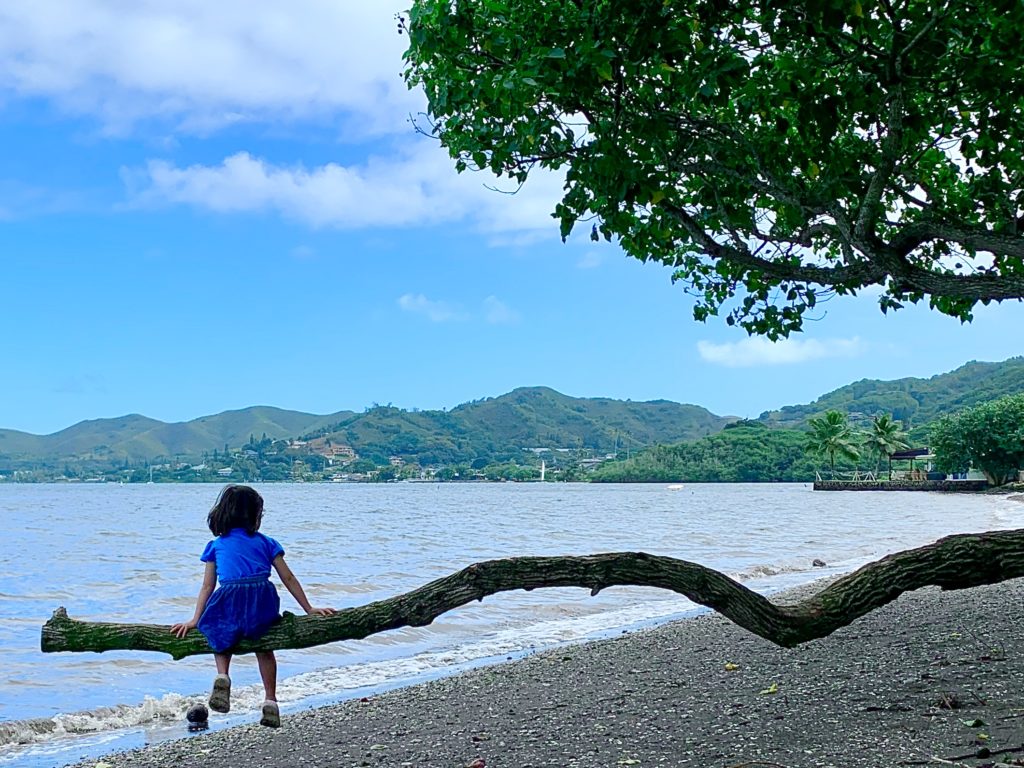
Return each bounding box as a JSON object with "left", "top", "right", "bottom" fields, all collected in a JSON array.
[
  {"left": 889, "top": 221, "right": 1024, "bottom": 262},
  {"left": 41, "top": 529, "right": 1024, "bottom": 658},
  {"left": 663, "top": 202, "right": 883, "bottom": 286},
  {"left": 662, "top": 202, "right": 1024, "bottom": 302},
  {"left": 854, "top": 86, "right": 904, "bottom": 241}
]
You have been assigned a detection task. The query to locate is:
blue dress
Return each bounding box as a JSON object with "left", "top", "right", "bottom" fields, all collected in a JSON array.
[{"left": 196, "top": 528, "right": 284, "bottom": 653}]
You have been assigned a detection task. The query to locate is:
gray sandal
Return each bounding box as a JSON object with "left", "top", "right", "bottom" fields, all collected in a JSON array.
[
  {"left": 260, "top": 699, "right": 280, "bottom": 728},
  {"left": 209, "top": 674, "right": 231, "bottom": 713}
]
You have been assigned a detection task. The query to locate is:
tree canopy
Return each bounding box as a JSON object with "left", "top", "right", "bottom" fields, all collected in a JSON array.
[
  {"left": 863, "top": 413, "right": 909, "bottom": 476},
  {"left": 930, "top": 393, "right": 1024, "bottom": 486},
  {"left": 806, "top": 410, "right": 860, "bottom": 476},
  {"left": 402, "top": 0, "right": 1024, "bottom": 338}
]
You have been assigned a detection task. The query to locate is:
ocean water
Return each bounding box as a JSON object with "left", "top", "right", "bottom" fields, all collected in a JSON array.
[{"left": 0, "top": 482, "right": 1020, "bottom": 767}]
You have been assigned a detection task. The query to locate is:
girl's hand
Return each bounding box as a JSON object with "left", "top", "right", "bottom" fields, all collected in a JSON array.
[
  {"left": 171, "top": 619, "right": 198, "bottom": 638},
  {"left": 307, "top": 607, "right": 336, "bottom": 616}
]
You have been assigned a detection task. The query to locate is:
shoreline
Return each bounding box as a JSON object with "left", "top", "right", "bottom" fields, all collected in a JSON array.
[{"left": 66, "top": 574, "right": 1024, "bottom": 768}]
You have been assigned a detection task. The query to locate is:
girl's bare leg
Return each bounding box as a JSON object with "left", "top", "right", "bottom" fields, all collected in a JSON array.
[
  {"left": 209, "top": 654, "right": 233, "bottom": 713},
  {"left": 214, "top": 653, "right": 231, "bottom": 676},
  {"left": 255, "top": 651, "right": 277, "bottom": 701}
]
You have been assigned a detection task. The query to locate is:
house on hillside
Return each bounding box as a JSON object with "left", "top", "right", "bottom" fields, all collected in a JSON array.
[{"left": 307, "top": 437, "right": 356, "bottom": 462}]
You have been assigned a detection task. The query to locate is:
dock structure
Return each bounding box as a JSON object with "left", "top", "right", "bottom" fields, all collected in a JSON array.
[
  {"left": 813, "top": 445, "right": 990, "bottom": 491},
  {"left": 813, "top": 479, "right": 989, "bottom": 492}
]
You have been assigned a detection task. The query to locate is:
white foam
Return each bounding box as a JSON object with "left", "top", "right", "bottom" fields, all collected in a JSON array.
[{"left": 0, "top": 694, "right": 198, "bottom": 748}]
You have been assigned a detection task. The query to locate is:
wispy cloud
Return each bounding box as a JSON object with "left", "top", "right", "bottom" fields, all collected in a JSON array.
[
  {"left": 483, "top": 296, "right": 519, "bottom": 325},
  {"left": 577, "top": 252, "right": 603, "bottom": 269},
  {"left": 397, "top": 293, "right": 465, "bottom": 323},
  {"left": 125, "top": 148, "right": 567, "bottom": 236},
  {"left": 697, "top": 336, "right": 867, "bottom": 367}
]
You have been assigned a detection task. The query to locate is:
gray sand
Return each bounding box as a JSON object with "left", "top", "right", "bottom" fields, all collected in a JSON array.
[{"left": 72, "top": 578, "right": 1024, "bottom": 767}]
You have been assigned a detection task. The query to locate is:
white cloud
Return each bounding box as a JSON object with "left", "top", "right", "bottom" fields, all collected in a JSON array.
[
  {"left": 0, "top": 1, "right": 573, "bottom": 235},
  {"left": 697, "top": 336, "right": 867, "bottom": 367},
  {"left": 0, "top": 1, "right": 417, "bottom": 133},
  {"left": 483, "top": 296, "right": 519, "bottom": 325},
  {"left": 126, "top": 147, "right": 567, "bottom": 235},
  {"left": 397, "top": 294, "right": 465, "bottom": 323}
]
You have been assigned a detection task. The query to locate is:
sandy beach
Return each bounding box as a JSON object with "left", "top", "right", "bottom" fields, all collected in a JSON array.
[{"left": 70, "top": 577, "right": 1024, "bottom": 768}]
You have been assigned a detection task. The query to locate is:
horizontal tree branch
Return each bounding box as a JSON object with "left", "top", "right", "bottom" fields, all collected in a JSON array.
[
  {"left": 664, "top": 202, "right": 1024, "bottom": 301},
  {"left": 888, "top": 221, "right": 1024, "bottom": 262},
  {"left": 41, "top": 528, "right": 1024, "bottom": 658}
]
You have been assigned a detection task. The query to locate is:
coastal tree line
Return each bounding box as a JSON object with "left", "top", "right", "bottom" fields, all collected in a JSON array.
[{"left": 6, "top": 392, "right": 1022, "bottom": 486}]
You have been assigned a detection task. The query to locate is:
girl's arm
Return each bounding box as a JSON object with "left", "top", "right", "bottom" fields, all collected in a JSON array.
[
  {"left": 171, "top": 561, "right": 218, "bottom": 637},
  {"left": 272, "top": 554, "right": 336, "bottom": 616}
]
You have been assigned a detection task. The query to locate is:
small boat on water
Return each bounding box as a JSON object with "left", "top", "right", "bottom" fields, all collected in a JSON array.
[{"left": 666, "top": 484, "right": 684, "bottom": 491}]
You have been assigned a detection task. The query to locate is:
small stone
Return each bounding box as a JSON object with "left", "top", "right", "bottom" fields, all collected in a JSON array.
[{"left": 186, "top": 703, "right": 209, "bottom": 732}]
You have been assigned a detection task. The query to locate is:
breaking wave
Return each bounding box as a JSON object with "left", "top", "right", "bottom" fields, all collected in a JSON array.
[{"left": 0, "top": 695, "right": 197, "bottom": 747}]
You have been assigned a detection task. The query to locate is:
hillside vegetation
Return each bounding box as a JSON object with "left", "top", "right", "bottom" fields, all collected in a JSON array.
[
  {"left": 0, "top": 407, "right": 351, "bottom": 465},
  {"left": 304, "top": 387, "right": 730, "bottom": 466},
  {"left": 0, "top": 389, "right": 730, "bottom": 474},
  {"left": 591, "top": 423, "right": 824, "bottom": 483},
  {"left": 1, "top": 358, "right": 1021, "bottom": 481},
  {"left": 759, "top": 358, "right": 1024, "bottom": 433}
]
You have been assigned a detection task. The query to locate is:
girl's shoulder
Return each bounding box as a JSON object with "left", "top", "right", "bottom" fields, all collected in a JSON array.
[
  {"left": 200, "top": 537, "right": 219, "bottom": 562},
  {"left": 254, "top": 530, "right": 285, "bottom": 558}
]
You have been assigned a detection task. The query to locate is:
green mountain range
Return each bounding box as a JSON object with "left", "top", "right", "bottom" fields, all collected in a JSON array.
[
  {"left": 0, "top": 406, "right": 352, "bottom": 465},
  {"left": 1, "top": 357, "right": 1022, "bottom": 475},
  {"left": 306, "top": 387, "right": 731, "bottom": 465},
  {"left": 759, "top": 357, "right": 1024, "bottom": 433}
]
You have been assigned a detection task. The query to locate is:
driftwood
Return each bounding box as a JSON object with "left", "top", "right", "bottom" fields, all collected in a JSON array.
[{"left": 40, "top": 528, "right": 1024, "bottom": 659}]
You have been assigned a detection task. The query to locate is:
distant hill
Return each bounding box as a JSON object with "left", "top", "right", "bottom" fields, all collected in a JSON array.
[
  {"left": 304, "top": 387, "right": 732, "bottom": 466},
  {"left": 0, "top": 406, "right": 352, "bottom": 464},
  {"left": 0, "top": 389, "right": 730, "bottom": 470},
  {"left": 758, "top": 357, "right": 1024, "bottom": 432},
  {"left": 3, "top": 357, "right": 1022, "bottom": 475},
  {"left": 591, "top": 422, "right": 824, "bottom": 483}
]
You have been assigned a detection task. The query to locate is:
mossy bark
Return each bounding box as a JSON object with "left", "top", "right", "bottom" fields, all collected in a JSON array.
[{"left": 41, "top": 528, "right": 1024, "bottom": 659}]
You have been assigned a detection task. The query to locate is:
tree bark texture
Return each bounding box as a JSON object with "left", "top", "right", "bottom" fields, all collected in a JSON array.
[{"left": 41, "top": 529, "right": 1024, "bottom": 659}]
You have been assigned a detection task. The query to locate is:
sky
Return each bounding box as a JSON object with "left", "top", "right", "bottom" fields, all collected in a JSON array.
[{"left": 1, "top": 2, "right": 1022, "bottom": 436}]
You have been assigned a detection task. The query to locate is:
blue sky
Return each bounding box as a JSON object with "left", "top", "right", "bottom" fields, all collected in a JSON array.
[{"left": 2, "top": 2, "right": 1022, "bottom": 436}]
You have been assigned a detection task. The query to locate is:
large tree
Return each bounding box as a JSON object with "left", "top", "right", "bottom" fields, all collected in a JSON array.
[
  {"left": 402, "top": 0, "right": 1024, "bottom": 338},
  {"left": 931, "top": 393, "right": 1024, "bottom": 486}
]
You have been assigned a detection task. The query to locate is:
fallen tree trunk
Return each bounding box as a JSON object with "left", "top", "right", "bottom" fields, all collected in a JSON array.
[{"left": 41, "top": 528, "right": 1024, "bottom": 659}]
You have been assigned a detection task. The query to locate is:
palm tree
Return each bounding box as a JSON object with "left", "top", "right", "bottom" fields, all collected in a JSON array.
[
  {"left": 806, "top": 410, "right": 861, "bottom": 478},
  {"left": 863, "top": 414, "right": 909, "bottom": 480}
]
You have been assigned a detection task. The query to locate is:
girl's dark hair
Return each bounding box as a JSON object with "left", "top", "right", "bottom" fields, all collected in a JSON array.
[{"left": 207, "top": 485, "right": 264, "bottom": 536}]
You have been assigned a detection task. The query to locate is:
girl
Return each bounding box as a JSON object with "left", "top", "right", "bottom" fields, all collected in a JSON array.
[{"left": 171, "top": 485, "right": 335, "bottom": 728}]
